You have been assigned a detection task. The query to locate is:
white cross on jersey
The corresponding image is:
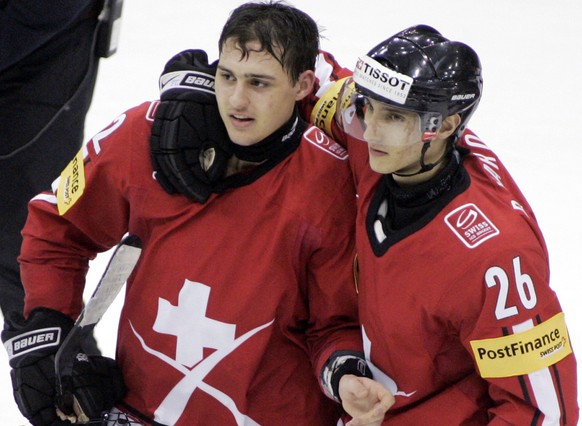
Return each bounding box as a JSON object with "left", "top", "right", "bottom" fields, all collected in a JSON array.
[{"left": 153, "top": 280, "right": 236, "bottom": 368}]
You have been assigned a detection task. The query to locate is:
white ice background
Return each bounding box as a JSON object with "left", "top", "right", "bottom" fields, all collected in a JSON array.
[{"left": 1, "top": 0, "right": 581, "bottom": 423}]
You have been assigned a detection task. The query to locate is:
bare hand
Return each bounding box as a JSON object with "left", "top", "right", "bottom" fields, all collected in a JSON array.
[
  {"left": 339, "top": 374, "right": 394, "bottom": 426},
  {"left": 56, "top": 396, "right": 90, "bottom": 424}
]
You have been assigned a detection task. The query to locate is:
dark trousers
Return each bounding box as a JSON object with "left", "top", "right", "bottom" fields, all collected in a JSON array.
[{"left": 0, "top": 13, "right": 100, "bottom": 322}]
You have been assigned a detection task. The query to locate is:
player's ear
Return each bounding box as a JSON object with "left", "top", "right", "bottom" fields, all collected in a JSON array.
[
  {"left": 294, "top": 70, "right": 315, "bottom": 101},
  {"left": 437, "top": 114, "right": 461, "bottom": 139}
]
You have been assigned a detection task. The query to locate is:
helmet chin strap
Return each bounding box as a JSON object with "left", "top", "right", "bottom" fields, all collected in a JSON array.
[{"left": 393, "top": 138, "right": 451, "bottom": 178}]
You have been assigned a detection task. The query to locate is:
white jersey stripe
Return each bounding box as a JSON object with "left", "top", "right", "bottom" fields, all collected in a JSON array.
[{"left": 513, "top": 319, "right": 561, "bottom": 425}]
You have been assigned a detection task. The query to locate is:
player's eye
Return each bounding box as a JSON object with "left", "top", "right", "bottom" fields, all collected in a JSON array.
[
  {"left": 219, "top": 72, "right": 235, "bottom": 82},
  {"left": 384, "top": 112, "right": 406, "bottom": 122},
  {"left": 250, "top": 79, "right": 268, "bottom": 88}
]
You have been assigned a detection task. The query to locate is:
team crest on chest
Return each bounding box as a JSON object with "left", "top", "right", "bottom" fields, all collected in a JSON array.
[
  {"left": 444, "top": 203, "right": 499, "bottom": 248},
  {"left": 129, "top": 279, "right": 273, "bottom": 424}
]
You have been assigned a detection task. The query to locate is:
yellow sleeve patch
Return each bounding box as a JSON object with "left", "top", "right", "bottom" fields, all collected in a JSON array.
[
  {"left": 57, "top": 150, "right": 86, "bottom": 215},
  {"left": 470, "top": 312, "right": 572, "bottom": 378},
  {"left": 310, "top": 77, "right": 349, "bottom": 137}
]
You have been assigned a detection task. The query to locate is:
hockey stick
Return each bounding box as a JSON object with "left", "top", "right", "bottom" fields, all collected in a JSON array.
[{"left": 54, "top": 234, "right": 142, "bottom": 411}]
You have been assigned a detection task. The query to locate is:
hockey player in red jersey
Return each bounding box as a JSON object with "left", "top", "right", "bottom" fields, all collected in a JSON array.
[
  {"left": 308, "top": 26, "right": 579, "bottom": 424},
  {"left": 0, "top": 2, "right": 395, "bottom": 425}
]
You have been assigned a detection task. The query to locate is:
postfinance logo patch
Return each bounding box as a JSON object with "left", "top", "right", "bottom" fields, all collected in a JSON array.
[
  {"left": 470, "top": 313, "right": 572, "bottom": 378},
  {"left": 57, "top": 149, "right": 85, "bottom": 215}
]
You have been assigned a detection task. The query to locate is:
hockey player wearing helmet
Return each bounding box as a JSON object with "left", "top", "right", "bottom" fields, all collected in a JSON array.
[
  {"left": 309, "top": 25, "right": 579, "bottom": 425},
  {"left": 338, "top": 25, "right": 482, "bottom": 180}
]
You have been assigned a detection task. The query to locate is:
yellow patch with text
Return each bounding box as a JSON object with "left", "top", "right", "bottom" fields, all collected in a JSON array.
[
  {"left": 310, "top": 77, "right": 348, "bottom": 137},
  {"left": 470, "top": 313, "right": 572, "bottom": 378},
  {"left": 57, "top": 150, "right": 85, "bottom": 215}
]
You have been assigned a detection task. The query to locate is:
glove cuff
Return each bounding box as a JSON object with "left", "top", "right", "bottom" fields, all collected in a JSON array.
[
  {"left": 159, "top": 49, "right": 217, "bottom": 101},
  {"left": 160, "top": 69, "right": 216, "bottom": 100},
  {"left": 2, "top": 307, "right": 74, "bottom": 367},
  {"left": 321, "top": 351, "right": 372, "bottom": 403}
]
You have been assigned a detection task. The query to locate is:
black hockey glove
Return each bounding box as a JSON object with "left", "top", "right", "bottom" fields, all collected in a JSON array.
[
  {"left": 2, "top": 308, "right": 126, "bottom": 425},
  {"left": 55, "top": 352, "right": 125, "bottom": 423},
  {"left": 150, "top": 49, "right": 232, "bottom": 203}
]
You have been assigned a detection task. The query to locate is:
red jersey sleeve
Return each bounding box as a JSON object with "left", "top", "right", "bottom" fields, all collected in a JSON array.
[
  {"left": 20, "top": 102, "right": 155, "bottom": 318},
  {"left": 304, "top": 183, "right": 362, "bottom": 379},
  {"left": 286, "top": 130, "right": 364, "bottom": 385},
  {"left": 448, "top": 137, "right": 579, "bottom": 424},
  {"left": 459, "top": 246, "right": 578, "bottom": 424}
]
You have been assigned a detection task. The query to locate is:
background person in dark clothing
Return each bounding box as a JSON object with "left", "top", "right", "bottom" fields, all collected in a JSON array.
[{"left": 0, "top": 0, "right": 122, "bottom": 319}]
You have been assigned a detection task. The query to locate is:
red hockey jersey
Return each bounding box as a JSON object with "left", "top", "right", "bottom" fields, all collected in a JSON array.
[
  {"left": 352, "top": 130, "right": 578, "bottom": 424},
  {"left": 19, "top": 101, "right": 362, "bottom": 425},
  {"left": 306, "top": 52, "right": 579, "bottom": 425}
]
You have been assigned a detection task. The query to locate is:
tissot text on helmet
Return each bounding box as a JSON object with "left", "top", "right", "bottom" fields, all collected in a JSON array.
[{"left": 354, "top": 56, "right": 412, "bottom": 104}]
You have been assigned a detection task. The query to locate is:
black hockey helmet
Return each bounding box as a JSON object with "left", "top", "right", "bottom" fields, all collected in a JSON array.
[{"left": 347, "top": 25, "right": 483, "bottom": 143}]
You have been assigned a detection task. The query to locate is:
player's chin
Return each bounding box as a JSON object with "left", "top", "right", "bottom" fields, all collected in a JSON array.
[
  {"left": 230, "top": 137, "right": 257, "bottom": 147},
  {"left": 368, "top": 158, "right": 394, "bottom": 175},
  {"left": 226, "top": 127, "right": 258, "bottom": 147}
]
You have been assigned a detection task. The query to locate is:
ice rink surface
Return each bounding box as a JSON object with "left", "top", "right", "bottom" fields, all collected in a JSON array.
[{"left": 2, "top": 0, "right": 581, "bottom": 423}]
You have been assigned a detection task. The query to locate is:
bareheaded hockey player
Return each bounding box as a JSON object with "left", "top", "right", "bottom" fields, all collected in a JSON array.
[
  {"left": 308, "top": 25, "right": 579, "bottom": 424},
  {"left": 1, "top": 2, "right": 393, "bottom": 425}
]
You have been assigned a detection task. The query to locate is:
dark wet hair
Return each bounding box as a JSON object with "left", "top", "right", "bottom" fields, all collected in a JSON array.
[{"left": 218, "top": 1, "right": 320, "bottom": 82}]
